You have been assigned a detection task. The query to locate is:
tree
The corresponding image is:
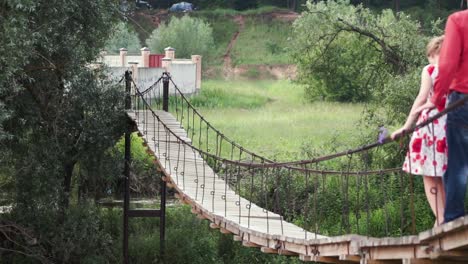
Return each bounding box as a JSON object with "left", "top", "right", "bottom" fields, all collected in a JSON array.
[
  {"left": 0, "top": 0, "right": 126, "bottom": 261},
  {"left": 146, "top": 15, "right": 214, "bottom": 58},
  {"left": 105, "top": 22, "right": 142, "bottom": 54},
  {"left": 290, "top": 0, "right": 430, "bottom": 102}
]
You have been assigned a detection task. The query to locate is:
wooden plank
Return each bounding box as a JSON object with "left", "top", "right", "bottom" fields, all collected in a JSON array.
[
  {"left": 278, "top": 249, "right": 298, "bottom": 256},
  {"left": 196, "top": 214, "right": 207, "bottom": 220},
  {"left": 363, "top": 260, "right": 402, "bottom": 264},
  {"left": 312, "top": 256, "right": 341, "bottom": 263},
  {"left": 364, "top": 245, "right": 430, "bottom": 260},
  {"left": 220, "top": 228, "right": 232, "bottom": 234},
  {"left": 429, "top": 249, "right": 468, "bottom": 261},
  {"left": 233, "top": 235, "right": 242, "bottom": 242},
  {"left": 242, "top": 241, "right": 260, "bottom": 248},
  {"left": 261, "top": 247, "right": 278, "bottom": 254},
  {"left": 419, "top": 217, "right": 468, "bottom": 242},
  {"left": 339, "top": 254, "right": 361, "bottom": 262},
  {"left": 428, "top": 227, "right": 468, "bottom": 252},
  {"left": 402, "top": 259, "right": 467, "bottom": 264},
  {"left": 209, "top": 223, "right": 219, "bottom": 229}
]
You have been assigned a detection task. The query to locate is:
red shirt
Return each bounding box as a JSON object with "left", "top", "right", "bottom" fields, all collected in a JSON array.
[{"left": 431, "top": 10, "right": 468, "bottom": 108}]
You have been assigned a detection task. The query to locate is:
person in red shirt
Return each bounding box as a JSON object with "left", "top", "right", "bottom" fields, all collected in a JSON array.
[{"left": 419, "top": 9, "right": 468, "bottom": 223}]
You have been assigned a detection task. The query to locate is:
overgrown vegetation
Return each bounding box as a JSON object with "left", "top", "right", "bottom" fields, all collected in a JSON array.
[
  {"left": 232, "top": 18, "right": 291, "bottom": 66},
  {"left": 146, "top": 15, "right": 214, "bottom": 57}
]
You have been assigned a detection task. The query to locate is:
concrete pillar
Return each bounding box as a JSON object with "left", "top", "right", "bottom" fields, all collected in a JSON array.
[
  {"left": 191, "top": 55, "right": 202, "bottom": 90},
  {"left": 141, "top": 47, "right": 150, "bottom": 67},
  {"left": 162, "top": 57, "right": 172, "bottom": 73},
  {"left": 120, "top": 48, "right": 128, "bottom": 67},
  {"left": 164, "top": 47, "right": 175, "bottom": 59}
]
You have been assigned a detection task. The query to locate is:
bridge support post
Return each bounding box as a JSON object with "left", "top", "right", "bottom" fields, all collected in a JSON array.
[
  {"left": 123, "top": 70, "right": 132, "bottom": 264},
  {"left": 160, "top": 172, "right": 167, "bottom": 259}
]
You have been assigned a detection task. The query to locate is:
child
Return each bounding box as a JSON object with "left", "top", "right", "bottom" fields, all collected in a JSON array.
[{"left": 391, "top": 36, "right": 446, "bottom": 226}]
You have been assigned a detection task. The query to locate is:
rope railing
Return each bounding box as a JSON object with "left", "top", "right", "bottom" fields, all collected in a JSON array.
[{"left": 125, "top": 71, "right": 468, "bottom": 241}]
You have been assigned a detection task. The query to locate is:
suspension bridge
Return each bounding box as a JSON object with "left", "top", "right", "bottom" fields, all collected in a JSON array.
[{"left": 122, "top": 71, "right": 468, "bottom": 264}]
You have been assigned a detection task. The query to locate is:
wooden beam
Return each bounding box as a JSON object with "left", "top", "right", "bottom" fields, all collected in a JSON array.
[
  {"left": 209, "top": 223, "right": 219, "bottom": 229},
  {"left": 190, "top": 207, "right": 199, "bottom": 214},
  {"left": 339, "top": 254, "right": 360, "bottom": 262},
  {"left": 312, "top": 256, "right": 341, "bottom": 263},
  {"left": 278, "top": 249, "right": 298, "bottom": 256},
  {"left": 402, "top": 259, "right": 466, "bottom": 264},
  {"left": 242, "top": 241, "right": 260, "bottom": 248},
  {"left": 366, "top": 246, "right": 425, "bottom": 260},
  {"left": 430, "top": 249, "right": 468, "bottom": 261},
  {"left": 427, "top": 228, "right": 468, "bottom": 252},
  {"left": 233, "top": 235, "right": 242, "bottom": 242},
  {"left": 261, "top": 247, "right": 278, "bottom": 254},
  {"left": 299, "top": 255, "right": 313, "bottom": 262},
  {"left": 196, "top": 214, "right": 206, "bottom": 220},
  {"left": 220, "top": 228, "right": 232, "bottom": 234},
  {"left": 362, "top": 260, "right": 402, "bottom": 264}
]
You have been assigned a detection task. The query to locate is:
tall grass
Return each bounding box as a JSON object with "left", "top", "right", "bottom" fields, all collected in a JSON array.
[
  {"left": 232, "top": 18, "right": 292, "bottom": 66},
  {"left": 195, "top": 6, "right": 288, "bottom": 17},
  {"left": 191, "top": 80, "right": 367, "bottom": 160}
]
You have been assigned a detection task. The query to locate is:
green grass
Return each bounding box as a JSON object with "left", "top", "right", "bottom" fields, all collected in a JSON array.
[
  {"left": 231, "top": 18, "right": 292, "bottom": 66},
  {"left": 192, "top": 80, "right": 367, "bottom": 160},
  {"left": 195, "top": 6, "right": 288, "bottom": 17}
]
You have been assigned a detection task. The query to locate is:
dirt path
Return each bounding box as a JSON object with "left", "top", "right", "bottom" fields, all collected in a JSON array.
[{"left": 223, "top": 15, "right": 245, "bottom": 77}]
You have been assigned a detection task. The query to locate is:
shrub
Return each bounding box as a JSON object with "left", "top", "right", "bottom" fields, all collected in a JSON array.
[{"left": 146, "top": 16, "right": 214, "bottom": 58}]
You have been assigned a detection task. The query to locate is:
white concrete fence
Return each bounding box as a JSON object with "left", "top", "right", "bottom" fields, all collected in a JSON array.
[{"left": 100, "top": 47, "right": 202, "bottom": 95}]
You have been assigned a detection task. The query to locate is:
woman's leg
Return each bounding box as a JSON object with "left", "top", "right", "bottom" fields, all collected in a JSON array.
[{"left": 423, "top": 176, "right": 446, "bottom": 226}]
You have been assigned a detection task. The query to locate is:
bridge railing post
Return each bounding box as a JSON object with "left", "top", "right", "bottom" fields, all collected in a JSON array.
[
  {"left": 125, "top": 70, "right": 132, "bottom": 110},
  {"left": 163, "top": 73, "right": 169, "bottom": 112}
]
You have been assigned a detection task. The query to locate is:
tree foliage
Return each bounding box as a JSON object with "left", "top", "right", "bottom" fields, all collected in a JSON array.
[
  {"left": 105, "top": 22, "right": 142, "bottom": 54},
  {"left": 146, "top": 15, "right": 214, "bottom": 58},
  {"left": 290, "top": 0, "right": 431, "bottom": 102},
  {"left": 0, "top": 0, "right": 126, "bottom": 261}
]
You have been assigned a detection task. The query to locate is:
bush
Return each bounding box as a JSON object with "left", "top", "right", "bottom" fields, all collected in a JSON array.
[
  {"left": 146, "top": 15, "right": 214, "bottom": 58},
  {"left": 2, "top": 205, "right": 118, "bottom": 263}
]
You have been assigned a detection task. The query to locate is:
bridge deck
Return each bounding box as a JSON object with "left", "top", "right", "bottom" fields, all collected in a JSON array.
[{"left": 128, "top": 110, "right": 468, "bottom": 264}]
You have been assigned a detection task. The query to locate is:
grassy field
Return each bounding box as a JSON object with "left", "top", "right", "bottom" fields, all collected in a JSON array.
[
  {"left": 191, "top": 80, "right": 367, "bottom": 160},
  {"left": 231, "top": 18, "right": 292, "bottom": 66}
]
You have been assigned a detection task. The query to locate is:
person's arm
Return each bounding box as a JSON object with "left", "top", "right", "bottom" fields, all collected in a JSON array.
[
  {"left": 391, "top": 68, "right": 432, "bottom": 140},
  {"left": 431, "top": 15, "right": 463, "bottom": 107}
]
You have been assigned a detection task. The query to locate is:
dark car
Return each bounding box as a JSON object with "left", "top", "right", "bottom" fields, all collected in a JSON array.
[
  {"left": 135, "top": 0, "right": 151, "bottom": 9},
  {"left": 169, "top": 2, "right": 193, "bottom": 12}
]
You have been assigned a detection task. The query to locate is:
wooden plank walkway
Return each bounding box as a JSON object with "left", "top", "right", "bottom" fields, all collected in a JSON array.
[{"left": 128, "top": 110, "right": 468, "bottom": 264}]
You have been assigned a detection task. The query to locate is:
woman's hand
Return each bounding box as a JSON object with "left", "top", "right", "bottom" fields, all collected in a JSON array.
[{"left": 391, "top": 126, "right": 410, "bottom": 140}]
